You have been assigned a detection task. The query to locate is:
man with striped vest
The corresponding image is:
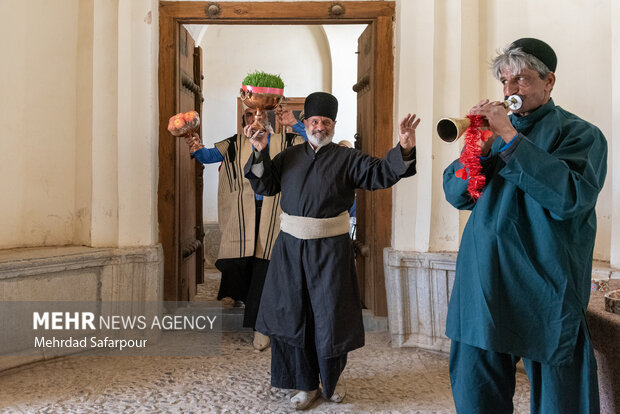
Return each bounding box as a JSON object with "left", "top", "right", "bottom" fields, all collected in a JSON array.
[{"left": 185, "top": 105, "right": 305, "bottom": 351}]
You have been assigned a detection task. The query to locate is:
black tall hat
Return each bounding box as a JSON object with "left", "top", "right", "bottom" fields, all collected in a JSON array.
[
  {"left": 304, "top": 92, "right": 338, "bottom": 121},
  {"left": 510, "top": 38, "right": 557, "bottom": 72}
]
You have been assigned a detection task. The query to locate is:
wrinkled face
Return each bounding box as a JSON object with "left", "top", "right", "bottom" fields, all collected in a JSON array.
[
  {"left": 304, "top": 116, "right": 336, "bottom": 147},
  {"left": 244, "top": 108, "right": 269, "bottom": 136},
  {"left": 500, "top": 66, "right": 555, "bottom": 116},
  {"left": 243, "top": 108, "right": 268, "bottom": 126}
]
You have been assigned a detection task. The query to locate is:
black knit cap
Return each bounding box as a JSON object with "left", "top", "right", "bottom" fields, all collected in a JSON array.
[
  {"left": 304, "top": 92, "right": 338, "bottom": 121},
  {"left": 510, "top": 38, "right": 557, "bottom": 72}
]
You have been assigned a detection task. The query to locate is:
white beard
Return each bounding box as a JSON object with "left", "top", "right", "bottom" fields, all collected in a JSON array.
[{"left": 306, "top": 128, "right": 334, "bottom": 150}]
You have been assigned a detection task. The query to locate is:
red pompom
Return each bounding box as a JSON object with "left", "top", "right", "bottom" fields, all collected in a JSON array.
[{"left": 481, "top": 130, "right": 493, "bottom": 142}]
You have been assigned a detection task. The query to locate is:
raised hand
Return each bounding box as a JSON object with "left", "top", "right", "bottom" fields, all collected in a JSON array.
[
  {"left": 469, "top": 100, "right": 517, "bottom": 143},
  {"left": 468, "top": 99, "right": 490, "bottom": 116},
  {"left": 398, "top": 113, "right": 420, "bottom": 152},
  {"left": 244, "top": 124, "right": 268, "bottom": 152},
  {"left": 275, "top": 106, "right": 297, "bottom": 126}
]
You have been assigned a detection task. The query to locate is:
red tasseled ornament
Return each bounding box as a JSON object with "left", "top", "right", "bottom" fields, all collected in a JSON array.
[{"left": 457, "top": 115, "right": 486, "bottom": 200}]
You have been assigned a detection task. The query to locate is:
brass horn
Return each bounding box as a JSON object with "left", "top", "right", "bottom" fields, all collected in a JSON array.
[{"left": 436, "top": 95, "right": 522, "bottom": 143}]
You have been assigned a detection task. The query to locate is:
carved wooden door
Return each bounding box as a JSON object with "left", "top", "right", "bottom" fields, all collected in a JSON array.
[
  {"left": 354, "top": 23, "right": 391, "bottom": 316},
  {"left": 160, "top": 25, "right": 204, "bottom": 301}
]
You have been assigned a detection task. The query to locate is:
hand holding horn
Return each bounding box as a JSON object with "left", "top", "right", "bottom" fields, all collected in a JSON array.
[{"left": 436, "top": 95, "right": 522, "bottom": 143}]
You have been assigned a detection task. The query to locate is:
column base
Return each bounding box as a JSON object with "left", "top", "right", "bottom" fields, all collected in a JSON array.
[{"left": 384, "top": 249, "right": 456, "bottom": 353}]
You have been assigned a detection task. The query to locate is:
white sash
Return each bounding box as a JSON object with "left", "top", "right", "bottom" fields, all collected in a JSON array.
[{"left": 280, "top": 211, "right": 350, "bottom": 240}]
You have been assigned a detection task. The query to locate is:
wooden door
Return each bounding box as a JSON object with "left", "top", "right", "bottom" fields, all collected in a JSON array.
[
  {"left": 354, "top": 25, "right": 373, "bottom": 309},
  {"left": 159, "top": 25, "right": 204, "bottom": 302},
  {"left": 354, "top": 23, "right": 392, "bottom": 317},
  {"left": 159, "top": 2, "right": 395, "bottom": 309}
]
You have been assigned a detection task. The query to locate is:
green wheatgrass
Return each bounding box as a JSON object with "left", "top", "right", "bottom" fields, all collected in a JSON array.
[{"left": 242, "top": 71, "right": 285, "bottom": 89}]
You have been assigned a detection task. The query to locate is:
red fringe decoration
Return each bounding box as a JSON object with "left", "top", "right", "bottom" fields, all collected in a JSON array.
[{"left": 456, "top": 115, "right": 486, "bottom": 200}]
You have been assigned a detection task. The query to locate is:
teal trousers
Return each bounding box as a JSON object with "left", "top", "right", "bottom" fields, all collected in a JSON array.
[{"left": 449, "top": 319, "right": 599, "bottom": 413}]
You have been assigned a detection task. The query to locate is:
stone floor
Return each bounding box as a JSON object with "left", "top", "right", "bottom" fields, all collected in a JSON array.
[{"left": 0, "top": 271, "right": 532, "bottom": 413}]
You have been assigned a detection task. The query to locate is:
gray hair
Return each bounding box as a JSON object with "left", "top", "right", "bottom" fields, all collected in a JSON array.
[{"left": 492, "top": 46, "right": 552, "bottom": 80}]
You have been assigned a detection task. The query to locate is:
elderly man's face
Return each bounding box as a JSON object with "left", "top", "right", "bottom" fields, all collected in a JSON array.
[
  {"left": 304, "top": 116, "right": 336, "bottom": 147},
  {"left": 244, "top": 108, "right": 268, "bottom": 126},
  {"left": 500, "top": 66, "right": 555, "bottom": 116},
  {"left": 244, "top": 108, "right": 269, "bottom": 136}
]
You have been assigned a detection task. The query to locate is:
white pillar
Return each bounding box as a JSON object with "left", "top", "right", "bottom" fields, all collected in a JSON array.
[
  {"left": 393, "top": 0, "right": 478, "bottom": 252},
  {"left": 117, "top": 0, "right": 159, "bottom": 246},
  {"left": 75, "top": 0, "right": 94, "bottom": 245},
  {"left": 90, "top": 0, "right": 119, "bottom": 246},
  {"left": 393, "top": 0, "right": 435, "bottom": 252}
]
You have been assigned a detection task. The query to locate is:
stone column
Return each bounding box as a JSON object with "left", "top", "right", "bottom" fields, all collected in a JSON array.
[
  {"left": 91, "top": 0, "right": 120, "bottom": 246},
  {"left": 117, "top": 0, "right": 160, "bottom": 247}
]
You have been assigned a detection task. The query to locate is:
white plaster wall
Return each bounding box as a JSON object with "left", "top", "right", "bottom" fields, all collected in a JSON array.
[
  {"left": 184, "top": 25, "right": 204, "bottom": 44},
  {"left": 0, "top": 0, "right": 79, "bottom": 248},
  {"left": 76, "top": 0, "right": 159, "bottom": 248},
  {"left": 75, "top": 0, "right": 95, "bottom": 245},
  {"left": 198, "top": 25, "right": 332, "bottom": 222},
  {"left": 0, "top": 0, "right": 159, "bottom": 249},
  {"left": 116, "top": 0, "right": 160, "bottom": 246},
  {"left": 85, "top": 0, "right": 159, "bottom": 247},
  {"left": 90, "top": 0, "right": 120, "bottom": 247},
  {"left": 392, "top": 0, "right": 436, "bottom": 252},
  {"left": 429, "top": 0, "right": 465, "bottom": 252},
  {"left": 322, "top": 25, "right": 367, "bottom": 145}
]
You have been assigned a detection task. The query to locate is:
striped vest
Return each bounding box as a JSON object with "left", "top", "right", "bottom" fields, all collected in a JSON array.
[{"left": 214, "top": 132, "right": 304, "bottom": 260}]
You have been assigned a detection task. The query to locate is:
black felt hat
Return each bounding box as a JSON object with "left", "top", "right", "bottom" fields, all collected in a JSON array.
[
  {"left": 510, "top": 38, "right": 557, "bottom": 72},
  {"left": 304, "top": 92, "right": 338, "bottom": 121}
]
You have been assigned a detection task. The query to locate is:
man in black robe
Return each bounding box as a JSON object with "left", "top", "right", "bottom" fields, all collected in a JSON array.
[{"left": 244, "top": 92, "right": 419, "bottom": 410}]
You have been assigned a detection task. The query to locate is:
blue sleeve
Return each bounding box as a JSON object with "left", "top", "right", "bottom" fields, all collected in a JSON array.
[
  {"left": 193, "top": 147, "right": 224, "bottom": 164},
  {"left": 498, "top": 133, "right": 520, "bottom": 153},
  {"left": 291, "top": 121, "right": 308, "bottom": 141},
  {"left": 349, "top": 197, "right": 356, "bottom": 217}
]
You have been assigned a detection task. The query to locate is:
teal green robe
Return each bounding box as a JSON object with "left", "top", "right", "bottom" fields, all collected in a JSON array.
[{"left": 443, "top": 99, "right": 607, "bottom": 365}]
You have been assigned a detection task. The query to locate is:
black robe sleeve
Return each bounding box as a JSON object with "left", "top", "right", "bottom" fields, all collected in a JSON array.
[
  {"left": 348, "top": 144, "right": 416, "bottom": 190},
  {"left": 243, "top": 147, "right": 282, "bottom": 196}
]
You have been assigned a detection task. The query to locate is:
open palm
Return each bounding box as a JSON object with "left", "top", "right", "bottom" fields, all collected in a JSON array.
[{"left": 398, "top": 113, "right": 420, "bottom": 151}]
